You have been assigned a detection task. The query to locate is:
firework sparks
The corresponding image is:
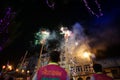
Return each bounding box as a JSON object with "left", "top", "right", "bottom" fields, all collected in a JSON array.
[
  {"left": 34, "top": 29, "right": 50, "bottom": 45},
  {"left": 60, "top": 27, "right": 72, "bottom": 42}
]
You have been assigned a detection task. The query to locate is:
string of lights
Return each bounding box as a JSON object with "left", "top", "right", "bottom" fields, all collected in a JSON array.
[
  {"left": 45, "top": 0, "right": 103, "bottom": 17},
  {"left": 82, "top": 0, "right": 103, "bottom": 17}
]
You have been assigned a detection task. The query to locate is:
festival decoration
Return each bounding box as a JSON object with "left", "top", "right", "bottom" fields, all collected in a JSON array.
[
  {"left": 45, "top": 0, "right": 103, "bottom": 17},
  {"left": 82, "top": 0, "right": 103, "bottom": 17}
]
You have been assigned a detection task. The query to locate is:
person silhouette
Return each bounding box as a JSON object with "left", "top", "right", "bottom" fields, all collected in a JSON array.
[
  {"left": 32, "top": 51, "right": 69, "bottom": 80},
  {"left": 90, "top": 63, "right": 113, "bottom": 80}
]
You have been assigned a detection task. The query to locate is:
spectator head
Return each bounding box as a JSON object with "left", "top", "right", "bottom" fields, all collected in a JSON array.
[
  {"left": 93, "top": 63, "right": 102, "bottom": 73},
  {"left": 49, "top": 51, "right": 60, "bottom": 62}
]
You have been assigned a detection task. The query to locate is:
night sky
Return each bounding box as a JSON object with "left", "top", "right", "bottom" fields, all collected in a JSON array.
[{"left": 0, "top": 0, "right": 120, "bottom": 67}]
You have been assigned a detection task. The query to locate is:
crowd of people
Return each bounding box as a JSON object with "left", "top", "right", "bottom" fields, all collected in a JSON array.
[
  {"left": 32, "top": 50, "right": 113, "bottom": 80},
  {"left": 0, "top": 50, "right": 114, "bottom": 80}
]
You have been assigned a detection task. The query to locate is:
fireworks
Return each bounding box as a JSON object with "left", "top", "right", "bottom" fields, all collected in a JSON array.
[
  {"left": 60, "top": 27, "right": 72, "bottom": 42},
  {"left": 60, "top": 23, "right": 95, "bottom": 65},
  {"left": 34, "top": 29, "right": 50, "bottom": 45},
  {"left": 34, "top": 23, "right": 96, "bottom": 67}
]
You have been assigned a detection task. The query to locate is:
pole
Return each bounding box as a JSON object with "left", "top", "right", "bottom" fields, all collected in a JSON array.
[
  {"left": 20, "top": 51, "right": 28, "bottom": 69},
  {"left": 32, "top": 43, "right": 44, "bottom": 78},
  {"left": 65, "top": 42, "right": 70, "bottom": 77},
  {"left": 37, "top": 43, "right": 44, "bottom": 70}
]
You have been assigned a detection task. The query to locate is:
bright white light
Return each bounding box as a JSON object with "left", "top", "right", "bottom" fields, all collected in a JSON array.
[
  {"left": 83, "top": 52, "right": 90, "bottom": 58},
  {"left": 22, "top": 69, "right": 25, "bottom": 73},
  {"left": 41, "top": 31, "right": 49, "bottom": 35},
  {"left": 41, "top": 30, "right": 50, "bottom": 39},
  {"left": 16, "top": 69, "right": 19, "bottom": 72},
  {"left": 2, "top": 65, "right": 6, "bottom": 69},
  {"left": 8, "top": 65, "right": 12, "bottom": 70},
  {"left": 40, "top": 30, "right": 50, "bottom": 44},
  {"left": 75, "top": 42, "right": 78, "bottom": 46},
  {"left": 27, "top": 70, "right": 30, "bottom": 74},
  {"left": 60, "top": 27, "right": 64, "bottom": 31}
]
